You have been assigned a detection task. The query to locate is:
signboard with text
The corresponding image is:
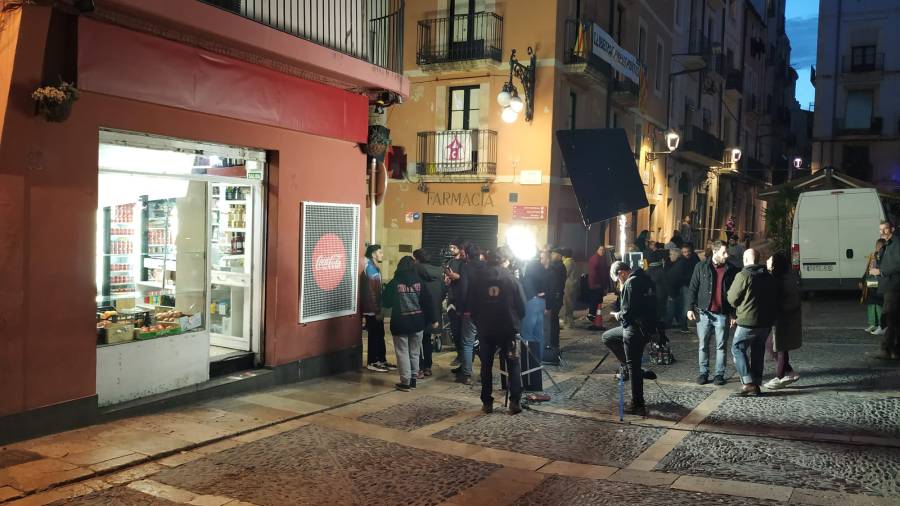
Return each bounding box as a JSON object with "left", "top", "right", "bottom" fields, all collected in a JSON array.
[
  {"left": 591, "top": 23, "right": 641, "bottom": 84},
  {"left": 299, "top": 202, "right": 360, "bottom": 323},
  {"left": 512, "top": 205, "right": 547, "bottom": 220}
]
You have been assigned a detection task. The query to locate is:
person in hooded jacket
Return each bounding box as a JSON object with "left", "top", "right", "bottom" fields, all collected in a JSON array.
[
  {"left": 727, "top": 248, "right": 777, "bottom": 396},
  {"left": 602, "top": 261, "right": 658, "bottom": 416},
  {"left": 470, "top": 247, "right": 528, "bottom": 414},
  {"left": 414, "top": 249, "right": 446, "bottom": 378},
  {"left": 645, "top": 242, "right": 669, "bottom": 341},
  {"left": 384, "top": 256, "right": 437, "bottom": 391}
]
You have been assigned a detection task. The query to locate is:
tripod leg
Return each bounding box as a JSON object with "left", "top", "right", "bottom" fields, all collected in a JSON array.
[{"left": 567, "top": 351, "right": 611, "bottom": 399}]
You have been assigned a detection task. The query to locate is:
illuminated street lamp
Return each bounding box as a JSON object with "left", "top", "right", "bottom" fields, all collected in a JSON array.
[
  {"left": 793, "top": 157, "right": 803, "bottom": 169},
  {"left": 497, "top": 47, "right": 536, "bottom": 123},
  {"left": 646, "top": 130, "right": 681, "bottom": 161}
]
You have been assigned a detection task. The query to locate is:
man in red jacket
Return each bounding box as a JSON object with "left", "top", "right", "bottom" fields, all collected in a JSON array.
[{"left": 587, "top": 245, "right": 611, "bottom": 329}]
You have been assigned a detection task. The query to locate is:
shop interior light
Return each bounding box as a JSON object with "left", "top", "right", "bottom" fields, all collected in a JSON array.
[
  {"left": 501, "top": 107, "right": 519, "bottom": 124},
  {"left": 509, "top": 95, "right": 524, "bottom": 113},
  {"left": 505, "top": 226, "right": 537, "bottom": 261}
]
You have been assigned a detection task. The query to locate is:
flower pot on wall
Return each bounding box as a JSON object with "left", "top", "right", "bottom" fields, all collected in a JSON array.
[
  {"left": 32, "top": 82, "right": 79, "bottom": 123},
  {"left": 366, "top": 125, "right": 391, "bottom": 160}
]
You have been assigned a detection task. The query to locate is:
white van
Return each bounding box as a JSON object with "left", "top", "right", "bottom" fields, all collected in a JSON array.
[{"left": 791, "top": 188, "right": 886, "bottom": 292}]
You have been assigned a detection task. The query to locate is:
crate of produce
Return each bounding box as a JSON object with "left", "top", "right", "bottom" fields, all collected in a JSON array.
[
  {"left": 98, "top": 321, "right": 135, "bottom": 344},
  {"left": 135, "top": 322, "right": 182, "bottom": 340}
]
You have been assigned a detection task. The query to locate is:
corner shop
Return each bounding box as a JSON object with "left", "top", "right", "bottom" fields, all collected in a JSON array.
[{"left": 0, "top": 5, "right": 404, "bottom": 440}]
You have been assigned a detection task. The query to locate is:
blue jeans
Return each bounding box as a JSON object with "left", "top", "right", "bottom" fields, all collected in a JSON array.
[
  {"left": 521, "top": 297, "right": 546, "bottom": 350},
  {"left": 732, "top": 326, "right": 771, "bottom": 385},
  {"left": 459, "top": 314, "right": 477, "bottom": 377},
  {"left": 697, "top": 311, "right": 729, "bottom": 376}
]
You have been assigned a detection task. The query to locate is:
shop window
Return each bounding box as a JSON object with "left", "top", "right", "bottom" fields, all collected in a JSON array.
[
  {"left": 448, "top": 85, "right": 480, "bottom": 130},
  {"left": 96, "top": 136, "right": 264, "bottom": 356}
]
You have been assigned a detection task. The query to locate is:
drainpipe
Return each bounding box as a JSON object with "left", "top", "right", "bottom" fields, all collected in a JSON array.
[
  {"left": 829, "top": 0, "right": 842, "bottom": 170},
  {"left": 604, "top": 0, "right": 615, "bottom": 129},
  {"left": 370, "top": 157, "right": 377, "bottom": 245}
]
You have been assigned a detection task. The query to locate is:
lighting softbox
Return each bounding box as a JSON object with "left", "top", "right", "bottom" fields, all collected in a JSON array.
[{"left": 556, "top": 129, "right": 649, "bottom": 225}]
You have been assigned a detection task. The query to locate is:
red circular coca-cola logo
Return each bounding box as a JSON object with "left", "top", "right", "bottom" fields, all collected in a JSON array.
[{"left": 311, "top": 233, "right": 346, "bottom": 291}]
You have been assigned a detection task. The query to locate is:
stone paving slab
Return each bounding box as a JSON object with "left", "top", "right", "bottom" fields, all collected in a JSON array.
[
  {"left": 545, "top": 377, "right": 715, "bottom": 422},
  {"left": 656, "top": 432, "right": 900, "bottom": 497},
  {"left": 512, "top": 474, "right": 781, "bottom": 505},
  {"left": 433, "top": 409, "right": 665, "bottom": 468},
  {"left": 357, "top": 395, "right": 474, "bottom": 432},
  {"left": 151, "top": 424, "right": 499, "bottom": 506},
  {"left": 703, "top": 393, "right": 900, "bottom": 439},
  {"left": 51, "top": 486, "right": 179, "bottom": 505}
]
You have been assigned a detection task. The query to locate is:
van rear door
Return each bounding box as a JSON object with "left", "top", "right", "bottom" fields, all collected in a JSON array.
[
  {"left": 798, "top": 192, "right": 839, "bottom": 282},
  {"left": 837, "top": 190, "right": 882, "bottom": 285}
]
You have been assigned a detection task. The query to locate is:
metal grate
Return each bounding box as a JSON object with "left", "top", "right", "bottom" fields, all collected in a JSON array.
[{"left": 299, "top": 202, "right": 360, "bottom": 323}]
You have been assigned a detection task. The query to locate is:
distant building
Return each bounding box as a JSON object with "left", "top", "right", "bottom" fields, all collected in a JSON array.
[{"left": 811, "top": 0, "right": 900, "bottom": 193}]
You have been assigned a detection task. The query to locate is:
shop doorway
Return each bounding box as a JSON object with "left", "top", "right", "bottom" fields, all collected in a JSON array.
[
  {"left": 421, "top": 213, "right": 498, "bottom": 261},
  {"left": 95, "top": 130, "right": 266, "bottom": 406}
]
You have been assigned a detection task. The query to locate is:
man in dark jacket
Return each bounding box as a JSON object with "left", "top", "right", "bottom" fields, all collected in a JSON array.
[
  {"left": 470, "top": 248, "right": 528, "bottom": 414},
  {"left": 414, "top": 249, "right": 446, "bottom": 377},
  {"left": 871, "top": 220, "right": 899, "bottom": 359},
  {"left": 665, "top": 246, "right": 692, "bottom": 333},
  {"left": 521, "top": 250, "right": 551, "bottom": 353},
  {"left": 645, "top": 243, "right": 669, "bottom": 341},
  {"left": 544, "top": 247, "right": 568, "bottom": 364},
  {"left": 602, "top": 261, "right": 658, "bottom": 416},
  {"left": 587, "top": 245, "right": 611, "bottom": 327},
  {"left": 454, "top": 243, "right": 484, "bottom": 384},
  {"left": 727, "top": 249, "right": 777, "bottom": 396},
  {"left": 687, "top": 240, "right": 738, "bottom": 386},
  {"left": 385, "top": 256, "right": 437, "bottom": 391},
  {"left": 444, "top": 239, "right": 466, "bottom": 368}
]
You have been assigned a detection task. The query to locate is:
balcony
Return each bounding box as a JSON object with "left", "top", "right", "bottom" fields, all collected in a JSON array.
[
  {"left": 834, "top": 117, "right": 883, "bottom": 136},
  {"left": 201, "top": 0, "right": 405, "bottom": 73},
  {"left": 677, "top": 124, "right": 725, "bottom": 167},
  {"left": 725, "top": 69, "right": 743, "bottom": 99},
  {"left": 416, "top": 12, "right": 503, "bottom": 67},
  {"left": 562, "top": 19, "right": 613, "bottom": 87},
  {"left": 416, "top": 130, "right": 497, "bottom": 180},
  {"left": 678, "top": 31, "right": 712, "bottom": 71},
  {"left": 610, "top": 77, "right": 640, "bottom": 108},
  {"left": 742, "top": 157, "right": 770, "bottom": 183},
  {"left": 842, "top": 53, "right": 884, "bottom": 73}
]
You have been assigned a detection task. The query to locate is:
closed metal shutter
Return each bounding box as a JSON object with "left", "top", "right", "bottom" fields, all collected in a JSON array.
[{"left": 421, "top": 213, "right": 498, "bottom": 264}]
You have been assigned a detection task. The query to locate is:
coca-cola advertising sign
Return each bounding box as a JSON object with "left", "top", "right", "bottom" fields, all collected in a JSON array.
[{"left": 300, "top": 202, "right": 360, "bottom": 323}]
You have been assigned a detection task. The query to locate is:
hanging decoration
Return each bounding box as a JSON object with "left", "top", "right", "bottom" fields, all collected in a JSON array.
[{"left": 32, "top": 81, "right": 79, "bottom": 122}]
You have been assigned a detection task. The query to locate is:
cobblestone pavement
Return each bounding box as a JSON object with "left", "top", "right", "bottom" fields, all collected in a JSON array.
[
  {"left": 514, "top": 475, "right": 781, "bottom": 506},
  {"left": 434, "top": 409, "right": 665, "bottom": 467},
  {"left": 5, "top": 294, "right": 900, "bottom": 506},
  {"left": 546, "top": 376, "right": 716, "bottom": 421},
  {"left": 152, "top": 424, "right": 497, "bottom": 506},
  {"left": 657, "top": 431, "right": 900, "bottom": 496},
  {"left": 357, "top": 395, "right": 473, "bottom": 431}
]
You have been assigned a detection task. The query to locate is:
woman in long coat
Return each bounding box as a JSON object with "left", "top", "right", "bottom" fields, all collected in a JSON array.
[{"left": 764, "top": 253, "right": 802, "bottom": 389}]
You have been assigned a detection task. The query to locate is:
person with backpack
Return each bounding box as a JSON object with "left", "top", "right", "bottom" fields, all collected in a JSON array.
[
  {"left": 470, "top": 248, "right": 528, "bottom": 414},
  {"left": 384, "top": 256, "right": 437, "bottom": 391}
]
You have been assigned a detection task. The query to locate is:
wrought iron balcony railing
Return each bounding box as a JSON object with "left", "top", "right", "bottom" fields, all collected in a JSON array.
[
  {"left": 679, "top": 124, "right": 725, "bottom": 163},
  {"left": 562, "top": 19, "right": 613, "bottom": 77},
  {"left": 201, "top": 0, "right": 404, "bottom": 73},
  {"left": 834, "top": 117, "right": 883, "bottom": 136},
  {"left": 842, "top": 53, "right": 884, "bottom": 73},
  {"left": 416, "top": 12, "right": 503, "bottom": 65},
  {"left": 416, "top": 130, "right": 497, "bottom": 177}
]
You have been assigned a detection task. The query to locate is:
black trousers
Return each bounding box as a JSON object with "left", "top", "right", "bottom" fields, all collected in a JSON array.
[
  {"left": 479, "top": 333, "right": 522, "bottom": 405},
  {"left": 587, "top": 289, "right": 605, "bottom": 318},
  {"left": 602, "top": 324, "right": 648, "bottom": 406},
  {"left": 881, "top": 290, "right": 897, "bottom": 355},
  {"left": 420, "top": 327, "right": 434, "bottom": 369},
  {"left": 365, "top": 315, "right": 386, "bottom": 365},
  {"left": 547, "top": 307, "right": 561, "bottom": 351}
]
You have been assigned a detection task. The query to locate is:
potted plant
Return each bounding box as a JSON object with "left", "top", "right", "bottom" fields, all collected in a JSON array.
[
  {"left": 31, "top": 81, "right": 79, "bottom": 122},
  {"left": 366, "top": 125, "right": 391, "bottom": 159}
]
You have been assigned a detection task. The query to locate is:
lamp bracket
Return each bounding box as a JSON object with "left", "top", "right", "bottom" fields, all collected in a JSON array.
[{"left": 508, "top": 47, "right": 536, "bottom": 122}]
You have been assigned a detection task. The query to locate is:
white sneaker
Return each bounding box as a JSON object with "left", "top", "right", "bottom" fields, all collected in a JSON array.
[
  {"left": 865, "top": 325, "right": 877, "bottom": 333},
  {"left": 873, "top": 327, "right": 886, "bottom": 335},
  {"left": 366, "top": 363, "right": 388, "bottom": 372},
  {"left": 763, "top": 377, "right": 786, "bottom": 390},
  {"left": 781, "top": 373, "right": 800, "bottom": 386}
]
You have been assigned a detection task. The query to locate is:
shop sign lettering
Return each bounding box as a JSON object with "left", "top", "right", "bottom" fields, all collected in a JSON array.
[{"left": 427, "top": 192, "right": 494, "bottom": 208}]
